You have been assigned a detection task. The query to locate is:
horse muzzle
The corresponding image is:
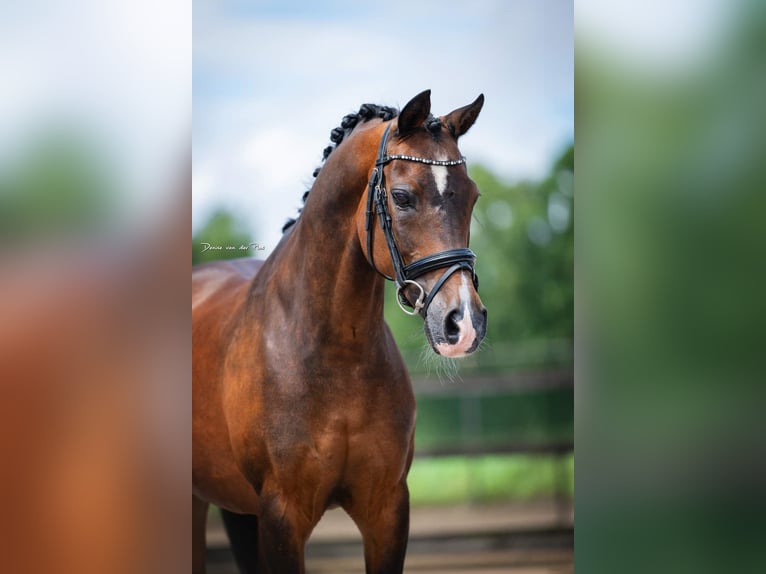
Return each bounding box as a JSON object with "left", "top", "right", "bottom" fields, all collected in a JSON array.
[{"left": 423, "top": 282, "right": 487, "bottom": 358}]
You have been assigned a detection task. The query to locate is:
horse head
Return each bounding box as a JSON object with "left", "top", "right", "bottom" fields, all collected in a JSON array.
[{"left": 357, "top": 90, "right": 487, "bottom": 358}]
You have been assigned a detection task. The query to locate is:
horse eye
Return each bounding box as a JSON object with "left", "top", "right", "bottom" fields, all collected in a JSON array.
[{"left": 391, "top": 190, "right": 413, "bottom": 209}]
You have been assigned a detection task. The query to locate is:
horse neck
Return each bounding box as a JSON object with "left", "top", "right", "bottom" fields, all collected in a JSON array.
[{"left": 256, "top": 126, "right": 386, "bottom": 345}]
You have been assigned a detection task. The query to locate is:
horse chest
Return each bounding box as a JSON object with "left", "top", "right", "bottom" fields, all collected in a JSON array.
[{"left": 259, "top": 390, "right": 414, "bottom": 473}]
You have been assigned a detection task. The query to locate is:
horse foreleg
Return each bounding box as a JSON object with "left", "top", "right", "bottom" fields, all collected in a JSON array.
[
  {"left": 192, "top": 495, "right": 209, "bottom": 574},
  {"left": 349, "top": 481, "right": 410, "bottom": 574},
  {"left": 220, "top": 508, "right": 261, "bottom": 573},
  {"left": 256, "top": 491, "right": 312, "bottom": 574}
]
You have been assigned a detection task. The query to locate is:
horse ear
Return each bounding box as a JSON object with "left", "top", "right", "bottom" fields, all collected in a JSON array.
[
  {"left": 443, "top": 94, "right": 484, "bottom": 139},
  {"left": 397, "top": 89, "right": 432, "bottom": 134}
]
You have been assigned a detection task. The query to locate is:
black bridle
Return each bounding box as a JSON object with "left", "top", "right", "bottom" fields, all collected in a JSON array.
[{"left": 365, "top": 124, "right": 479, "bottom": 316}]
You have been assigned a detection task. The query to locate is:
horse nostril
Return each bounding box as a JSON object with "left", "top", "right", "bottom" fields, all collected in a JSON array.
[{"left": 444, "top": 309, "right": 462, "bottom": 345}]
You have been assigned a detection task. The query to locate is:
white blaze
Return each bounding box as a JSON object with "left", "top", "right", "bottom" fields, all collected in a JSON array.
[
  {"left": 431, "top": 157, "right": 449, "bottom": 195},
  {"left": 435, "top": 272, "right": 478, "bottom": 358},
  {"left": 458, "top": 272, "right": 474, "bottom": 327}
]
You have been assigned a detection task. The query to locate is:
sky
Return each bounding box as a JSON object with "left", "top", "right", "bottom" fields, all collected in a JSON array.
[
  {"left": 0, "top": 0, "right": 189, "bottom": 228},
  {"left": 193, "top": 0, "right": 574, "bottom": 253}
]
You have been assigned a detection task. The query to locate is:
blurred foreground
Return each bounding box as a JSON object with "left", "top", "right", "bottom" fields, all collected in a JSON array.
[
  {"left": 577, "top": 1, "right": 766, "bottom": 572},
  {"left": 0, "top": 1, "right": 190, "bottom": 572},
  {"left": 0, "top": 207, "right": 190, "bottom": 573}
]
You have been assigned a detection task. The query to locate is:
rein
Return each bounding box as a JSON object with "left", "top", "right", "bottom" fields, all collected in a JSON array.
[{"left": 365, "top": 124, "right": 479, "bottom": 316}]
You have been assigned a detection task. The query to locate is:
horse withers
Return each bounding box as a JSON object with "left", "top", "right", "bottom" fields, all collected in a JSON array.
[{"left": 192, "top": 90, "right": 486, "bottom": 573}]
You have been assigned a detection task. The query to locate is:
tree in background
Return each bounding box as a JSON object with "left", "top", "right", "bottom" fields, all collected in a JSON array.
[{"left": 470, "top": 145, "right": 574, "bottom": 342}]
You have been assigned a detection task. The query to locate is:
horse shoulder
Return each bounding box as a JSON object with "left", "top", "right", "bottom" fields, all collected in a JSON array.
[{"left": 192, "top": 258, "right": 266, "bottom": 513}]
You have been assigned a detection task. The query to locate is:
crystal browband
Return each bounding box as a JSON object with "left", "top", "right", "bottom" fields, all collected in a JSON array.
[{"left": 379, "top": 154, "right": 466, "bottom": 166}]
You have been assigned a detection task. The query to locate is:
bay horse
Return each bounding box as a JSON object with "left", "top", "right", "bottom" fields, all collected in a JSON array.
[{"left": 192, "top": 89, "right": 487, "bottom": 573}]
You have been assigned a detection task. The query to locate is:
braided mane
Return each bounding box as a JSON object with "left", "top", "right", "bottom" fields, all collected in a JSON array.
[{"left": 281, "top": 103, "right": 399, "bottom": 233}]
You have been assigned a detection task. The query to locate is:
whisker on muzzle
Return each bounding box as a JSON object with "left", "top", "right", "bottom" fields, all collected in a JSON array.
[{"left": 419, "top": 342, "right": 461, "bottom": 384}]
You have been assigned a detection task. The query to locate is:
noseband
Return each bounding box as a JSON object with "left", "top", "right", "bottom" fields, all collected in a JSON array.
[{"left": 365, "top": 124, "right": 479, "bottom": 316}]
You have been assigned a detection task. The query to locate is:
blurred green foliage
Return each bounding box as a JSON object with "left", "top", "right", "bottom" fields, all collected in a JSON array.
[
  {"left": 471, "top": 148, "right": 574, "bottom": 341},
  {"left": 0, "top": 129, "right": 114, "bottom": 241}
]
